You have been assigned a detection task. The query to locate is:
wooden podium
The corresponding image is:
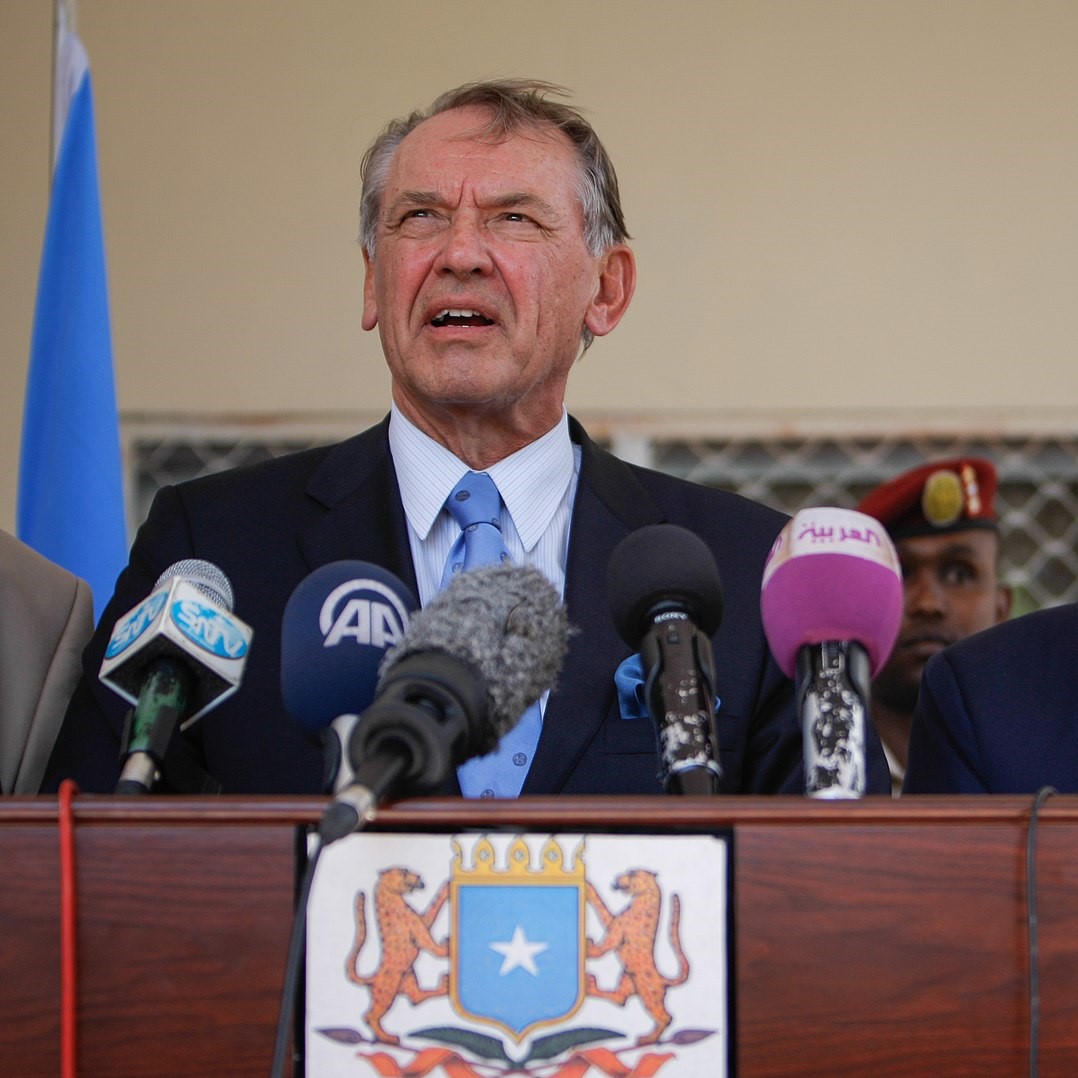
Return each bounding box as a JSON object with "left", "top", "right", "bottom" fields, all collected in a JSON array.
[{"left": 2, "top": 795, "right": 1077, "bottom": 1077}]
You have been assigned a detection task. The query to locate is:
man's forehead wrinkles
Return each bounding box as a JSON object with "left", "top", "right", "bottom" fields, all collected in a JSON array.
[
  {"left": 387, "top": 185, "right": 562, "bottom": 218},
  {"left": 393, "top": 189, "right": 442, "bottom": 208}
]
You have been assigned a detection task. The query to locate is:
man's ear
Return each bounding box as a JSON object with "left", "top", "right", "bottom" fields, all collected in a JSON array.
[
  {"left": 361, "top": 248, "right": 378, "bottom": 331},
  {"left": 584, "top": 244, "right": 636, "bottom": 339}
]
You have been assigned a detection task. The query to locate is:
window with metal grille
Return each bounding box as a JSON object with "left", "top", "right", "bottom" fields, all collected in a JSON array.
[{"left": 130, "top": 429, "right": 1078, "bottom": 612}]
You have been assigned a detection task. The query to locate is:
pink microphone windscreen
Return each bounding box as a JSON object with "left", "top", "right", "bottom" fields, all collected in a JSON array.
[{"left": 760, "top": 508, "right": 902, "bottom": 678}]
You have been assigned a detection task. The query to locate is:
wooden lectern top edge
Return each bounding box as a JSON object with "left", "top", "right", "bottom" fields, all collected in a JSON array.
[{"left": 3, "top": 793, "right": 1077, "bottom": 829}]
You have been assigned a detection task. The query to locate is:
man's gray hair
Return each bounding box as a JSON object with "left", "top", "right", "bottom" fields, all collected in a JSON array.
[{"left": 359, "top": 79, "right": 630, "bottom": 261}]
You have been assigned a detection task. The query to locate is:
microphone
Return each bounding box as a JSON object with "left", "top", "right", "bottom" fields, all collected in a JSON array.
[
  {"left": 606, "top": 524, "right": 725, "bottom": 795},
  {"left": 319, "top": 562, "right": 571, "bottom": 843},
  {"left": 99, "top": 559, "right": 254, "bottom": 794},
  {"left": 280, "top": 561, "right": 418, "bottom": 792},
  {"left": 760, "top": 507, "right": 902, "bottom": 798}
]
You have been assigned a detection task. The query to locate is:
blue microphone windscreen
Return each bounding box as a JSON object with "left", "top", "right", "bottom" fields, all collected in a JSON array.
[{"left": 280, "top": 561, "right": 417, "bottom": 732}]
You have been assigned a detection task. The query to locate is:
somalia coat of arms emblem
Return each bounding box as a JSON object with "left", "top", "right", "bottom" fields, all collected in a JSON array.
[{"left": 306, "top": 831, "right": 728, "bottom": 1077}]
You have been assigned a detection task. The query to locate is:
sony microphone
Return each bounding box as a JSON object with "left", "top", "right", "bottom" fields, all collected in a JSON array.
[
  {"left": 761, "top": 507, "right": 902, "bottom": 798},
  {"left": 606, "top": 523, "right": 725, "bottom": 795},
  {"left": 280, "top": 561, "right": 418, "bottom": 792},
  {"left": 100, "top": 559, "right": 254, "bottom": 794},
  {"left": 319, "top": 562, "right": 571, "bottom": 843}
]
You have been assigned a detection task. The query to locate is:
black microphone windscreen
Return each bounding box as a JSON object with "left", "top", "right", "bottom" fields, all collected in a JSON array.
[
  {"left": 379, "top": 563, "right": 571, "bottom": 747},
  {"left": 606, "top": 524, "right": 725, "bottom": 647}
]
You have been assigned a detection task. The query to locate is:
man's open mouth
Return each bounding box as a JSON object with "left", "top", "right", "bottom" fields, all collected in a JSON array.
[{"left": 431, "top": 308, "right": 494, "bottom": 328}]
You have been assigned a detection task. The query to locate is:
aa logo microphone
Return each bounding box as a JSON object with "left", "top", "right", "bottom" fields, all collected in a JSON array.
[{"left": 281, "top": 561, "right": 419, "bottom": 736}]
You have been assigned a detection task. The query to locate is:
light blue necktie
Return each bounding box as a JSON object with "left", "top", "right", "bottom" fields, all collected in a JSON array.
[{"left": 442, "top": 471, "right": 542, "bottom": 798}]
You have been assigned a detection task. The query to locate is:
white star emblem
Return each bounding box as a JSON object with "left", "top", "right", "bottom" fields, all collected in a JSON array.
[{"left": 490, "top": 925, "right": 548, "bottom": 976}]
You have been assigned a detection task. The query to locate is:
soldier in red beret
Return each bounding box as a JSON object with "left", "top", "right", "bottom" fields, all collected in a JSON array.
[{"left": 856, "top": 458, "right": 1011, "bottom": 793}]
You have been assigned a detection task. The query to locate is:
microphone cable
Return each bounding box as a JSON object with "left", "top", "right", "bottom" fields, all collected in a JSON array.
[
  {"left": 269, "top": 832, "right": 326, "bottom": 1078},
  {"left": 58, "top": 779, "right": 80, "bottom": 1078}
]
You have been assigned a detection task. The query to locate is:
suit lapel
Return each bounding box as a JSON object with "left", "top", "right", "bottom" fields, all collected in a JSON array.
[
  {"left": 293, "top": 417, "right": 462, "bottom": 790},
  {"left": 294, "top": 417, "right": 420, "bottom": 600},
  {"left": 523, "top": 420, "right": 665, "bottom": 793}
]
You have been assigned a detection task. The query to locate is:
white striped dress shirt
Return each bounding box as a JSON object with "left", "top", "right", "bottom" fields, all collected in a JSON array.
[{"left": 387, "top": 403, "right": 579, "bottom": 610}]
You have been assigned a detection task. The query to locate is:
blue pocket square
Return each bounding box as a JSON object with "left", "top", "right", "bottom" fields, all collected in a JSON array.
[
  {"left": 614, "top": 652, "right": 722, "bottom": 721},
  {"left": 614, "top": 653, "right": 650, "bottom": 720}
]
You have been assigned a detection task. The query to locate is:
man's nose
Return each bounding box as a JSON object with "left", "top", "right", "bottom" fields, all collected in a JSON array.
[
  {"left": 437, "top": 215, "right": 493, "bottom": 277},
  {"left": 905, "top": 571, "right": 946, "bottom": 617}
]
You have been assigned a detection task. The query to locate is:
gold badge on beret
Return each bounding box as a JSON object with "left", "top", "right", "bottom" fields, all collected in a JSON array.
[{"left": 921, "top": 469, "right": 964, "bottom": 528}]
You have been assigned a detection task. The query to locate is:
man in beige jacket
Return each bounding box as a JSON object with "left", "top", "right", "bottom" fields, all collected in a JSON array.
[{"left": 0, "top": 529, "right": 94, "bottom": 794}]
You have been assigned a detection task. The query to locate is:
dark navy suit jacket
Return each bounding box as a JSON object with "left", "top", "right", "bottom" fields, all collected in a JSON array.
[
  {"left": 44, "top": 416, "right": 890, "bottom": 797},
  {"left": 904, "top": 603, "right": 1078, "bottom": 794}
]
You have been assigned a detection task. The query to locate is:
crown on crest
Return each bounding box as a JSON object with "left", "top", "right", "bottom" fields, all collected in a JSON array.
[{"left": 451, "top": 834, "right": 585, "bottom": 882}]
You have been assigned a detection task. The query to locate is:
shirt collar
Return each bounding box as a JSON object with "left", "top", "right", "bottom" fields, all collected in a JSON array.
[{"left": 389, "top": 404, "right": 576, "bottom": 552}]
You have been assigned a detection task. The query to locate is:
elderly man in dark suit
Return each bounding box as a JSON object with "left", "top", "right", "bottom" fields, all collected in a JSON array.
[{"left": 43, "top": 79, "right": 891, "bottom": 798}]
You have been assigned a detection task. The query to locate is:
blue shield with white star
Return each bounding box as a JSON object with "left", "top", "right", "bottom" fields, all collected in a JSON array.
[{"left": 452, "top": 881, "right": 584, "bottom": 1038}]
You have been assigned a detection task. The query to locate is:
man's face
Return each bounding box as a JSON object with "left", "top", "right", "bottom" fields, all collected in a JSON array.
[
  {"left": 362, "top": 106, "right": 633, "bottom": 433},
  {"left": 872, "top": 529, "right": 1010, "bottom": 713}
]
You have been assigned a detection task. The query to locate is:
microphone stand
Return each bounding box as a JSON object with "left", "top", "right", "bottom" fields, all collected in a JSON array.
[
  {"left": 645, "top": 614, "right": 723, "bottom": 795},
  {"left": 797, "top": 640, "right": 870, "bottom": 798}
]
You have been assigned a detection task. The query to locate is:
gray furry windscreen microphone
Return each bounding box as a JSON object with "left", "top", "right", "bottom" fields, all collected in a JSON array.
[
  {"left": 319, "top": 563, "right": 572, "bottom": 843},
  {"left": 379, "top": 562, "right": 572, "bottom": 756}
]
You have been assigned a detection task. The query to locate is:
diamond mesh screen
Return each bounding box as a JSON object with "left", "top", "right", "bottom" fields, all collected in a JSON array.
[{"left": 131, "top": 429, "right": 1078, "bottom": 612}]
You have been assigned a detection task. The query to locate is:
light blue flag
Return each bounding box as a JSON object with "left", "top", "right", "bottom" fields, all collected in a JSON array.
[{"left": 18, "top": 19, "right": 127, "bottom": 623}]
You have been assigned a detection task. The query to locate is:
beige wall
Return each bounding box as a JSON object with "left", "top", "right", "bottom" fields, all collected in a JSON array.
[{"left": 4, "top": 0, "right": 1078, "bottom": 533}]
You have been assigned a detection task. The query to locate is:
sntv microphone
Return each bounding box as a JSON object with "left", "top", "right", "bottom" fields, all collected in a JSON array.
[
  {"left": 761, "top": 507, "right": 902, "bottom": 798},
  {"left": 280, "top": 561, "right": 418, "bottom": 792},
  {"left": 607, "top": 523, "right": 725, "bottom": 795},
  {"left": 101, "top": 559, "right": 253, "bottom": 794},
  {"left": 320, "top": 562, "right": 571, "bottom": 843}
]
